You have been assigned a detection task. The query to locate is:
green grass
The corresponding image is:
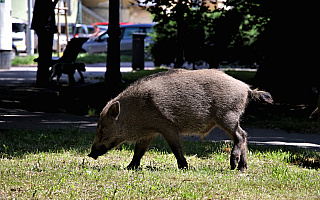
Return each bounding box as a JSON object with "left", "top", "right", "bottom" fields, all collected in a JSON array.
[
  {"left": 10, "top": 53, "right": 133, "bottom": 66},
  {"left": 224, "top": 70, "right": 256, "bottom": 83},
  {"left": 122, "top": 67, "right": 169, "bottom": 85},
  {"left": 11, "top": 55, "right": 37, "bottom": 66},
  {"left": 75, "top": 53, "right": 108, "bottom": 64},
  {"left": 76, "top": 53, "right": 149, "bottom": 64},
  {"left": 1, "top": 129, "right": 320, "bottom": 199},
  {"left": 243, "top": 114, "right": 320, "bottom": 133}
]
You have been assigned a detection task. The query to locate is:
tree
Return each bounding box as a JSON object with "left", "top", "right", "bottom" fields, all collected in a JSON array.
[
  {"left": 253, "top": 2, "right": 319, "bottom": 104},
  {"left": 140, "top": 0, "right": 270, "bottom": 69},
  {"left": 105, "top": 0, "right": 122, "bottom": 98},
  {"left": 139, "top": 0, "right": 212, "bottom": 68}
]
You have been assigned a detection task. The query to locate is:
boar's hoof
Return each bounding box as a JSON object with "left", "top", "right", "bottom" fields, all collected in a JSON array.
[
  {"left": 126, "top": 162, "right": 140, "bottom": 170},
  {"left": 178, "top": 160, "right": 188, "bottom": 170},
  {"left": 230, "top": 154, "right": 240, "bottom": 170},
  {"left": 237, "top": 160, "right": 247, "bottom": 172},
  {"left": 87, "top": 153, "right": 98, "bottom": 160},
  {"left": 230, "top": 155, "right": 247, "bottom": 172}
]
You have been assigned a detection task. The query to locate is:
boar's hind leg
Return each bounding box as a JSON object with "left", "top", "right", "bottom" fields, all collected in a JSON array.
[
  {"left": 127, "top": 136, "right": 154, "bottom": 170},
  {"left": 221, "top": 122, "right": 248, "bottom": 172},
  {"left": 234, "top": 125, "right": 248, "bottom": 172}
]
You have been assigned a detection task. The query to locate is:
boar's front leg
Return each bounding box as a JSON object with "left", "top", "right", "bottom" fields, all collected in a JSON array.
[
  {"left": 162, "top": 133, "right": 188, "bottom": 169},
  {"left": 127, "top": 136, "right": 154, "bottom": 170}
]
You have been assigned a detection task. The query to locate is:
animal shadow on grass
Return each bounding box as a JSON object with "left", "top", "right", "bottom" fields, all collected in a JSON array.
[
  {"left": 1, "top": 130, "right": 319, "bottom": 170},
  {"left": 118, "top": 136, "right": 320, "bottom": 170}
]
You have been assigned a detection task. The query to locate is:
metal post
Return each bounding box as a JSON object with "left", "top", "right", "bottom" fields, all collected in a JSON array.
[
  {"left": 105, "top": 0, "right": 122, "bottom": 97},
  {"left": 57, "top": 1, "right": 61, "bottom": 57},
  {"left": 0, "top": 0, "right": 12, "bottom": 69},
  {"left": 27, "top": 0, "right": 34, "bottom": 55},
  {"left": 64, "top": 2, "right": 69, "bottom": 44},
  {"left": 132, "top": 33, "right": 146, "bottom": 70}
]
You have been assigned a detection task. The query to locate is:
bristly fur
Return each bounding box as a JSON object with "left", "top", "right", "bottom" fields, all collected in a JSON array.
[{"left": 89, "top": 69, "right": 274, "bottom": 171}]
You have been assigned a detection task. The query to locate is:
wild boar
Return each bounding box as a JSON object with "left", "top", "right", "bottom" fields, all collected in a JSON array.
[{"left": 88, "top": 69, "right": 273, "bottom": 171}]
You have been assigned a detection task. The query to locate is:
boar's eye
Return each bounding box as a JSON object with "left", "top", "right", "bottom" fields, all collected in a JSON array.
[
  {"left": 96, "top": 125, "right": 105, "bottom": 138},
  {"left": 97, "top": 123, "right": 105, "bottom": 131},
  {"left": 98, "top": 135, "right": 111, "bottom": 144},
  {"left": 99, "top": 136, "right": 108, "bottom": 143},
  {"left": 99, "top": 124, "right": 104, "bottom": 130}
]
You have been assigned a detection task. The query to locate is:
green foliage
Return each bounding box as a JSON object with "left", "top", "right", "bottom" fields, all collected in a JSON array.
[
  {"left": 140, "top": 0, "right": 271, "bottom": 67},
  {"left": 146, "top": 1, "right": 215, "bottom": 67}
]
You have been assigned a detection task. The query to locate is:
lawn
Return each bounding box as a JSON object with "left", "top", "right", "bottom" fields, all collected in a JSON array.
[
  {"left": 121, "top": 68, "right": 169, "bottom": 86},
  {"left": 11, "top": 54, "right": 37, "bottom": 66},
  {"left": 1, "top": 129, "right": 319, "bottom": 199},
  {"left": 11, "top": 53, "right": 146, "bottom": 66}
]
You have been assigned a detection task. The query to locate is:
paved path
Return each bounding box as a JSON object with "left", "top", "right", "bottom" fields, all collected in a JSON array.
[
  {"left": 0, "top": 62, "right": 156, "bottom": 86},
  {"left": 1, "top": 108, "right": 319, "bottom": 152}
]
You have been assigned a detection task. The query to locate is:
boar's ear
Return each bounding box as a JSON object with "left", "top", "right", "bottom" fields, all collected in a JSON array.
[{"left": 107, "top": 101, "right": 120, "bottom": 121}]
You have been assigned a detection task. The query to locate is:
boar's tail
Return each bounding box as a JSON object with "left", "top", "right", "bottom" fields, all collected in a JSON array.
[{"left": 249, "top": 89, "right": 274, "bottom": 104}]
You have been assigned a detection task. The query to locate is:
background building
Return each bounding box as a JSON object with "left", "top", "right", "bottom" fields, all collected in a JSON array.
[
  {"left": 81, "top": 0, "right": 152, "bottom": 24},
  {"left": 12, "top": 0, "right": 152, "bottom": 25}
]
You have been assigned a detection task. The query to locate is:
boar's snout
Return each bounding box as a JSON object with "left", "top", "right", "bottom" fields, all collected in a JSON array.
[
  {"left": 87, "top": 152, "right": 98, "bottom": 160},
  {"left": 87, "top": 145, "right": 109, "bottom": 160}
]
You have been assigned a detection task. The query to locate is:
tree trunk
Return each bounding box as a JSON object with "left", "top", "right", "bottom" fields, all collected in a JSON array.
[
  {"left": 252, "top": 18, "right": 318, "bottom": 105},
  {"left": 175, "top": 0, "right": 185, "bottom": 68},
  {"left": 105, "top": 0, "right": 122, "bottom": 98},
  {"left": 35, "top": 31, "right": 54, "bottom": 87}
]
